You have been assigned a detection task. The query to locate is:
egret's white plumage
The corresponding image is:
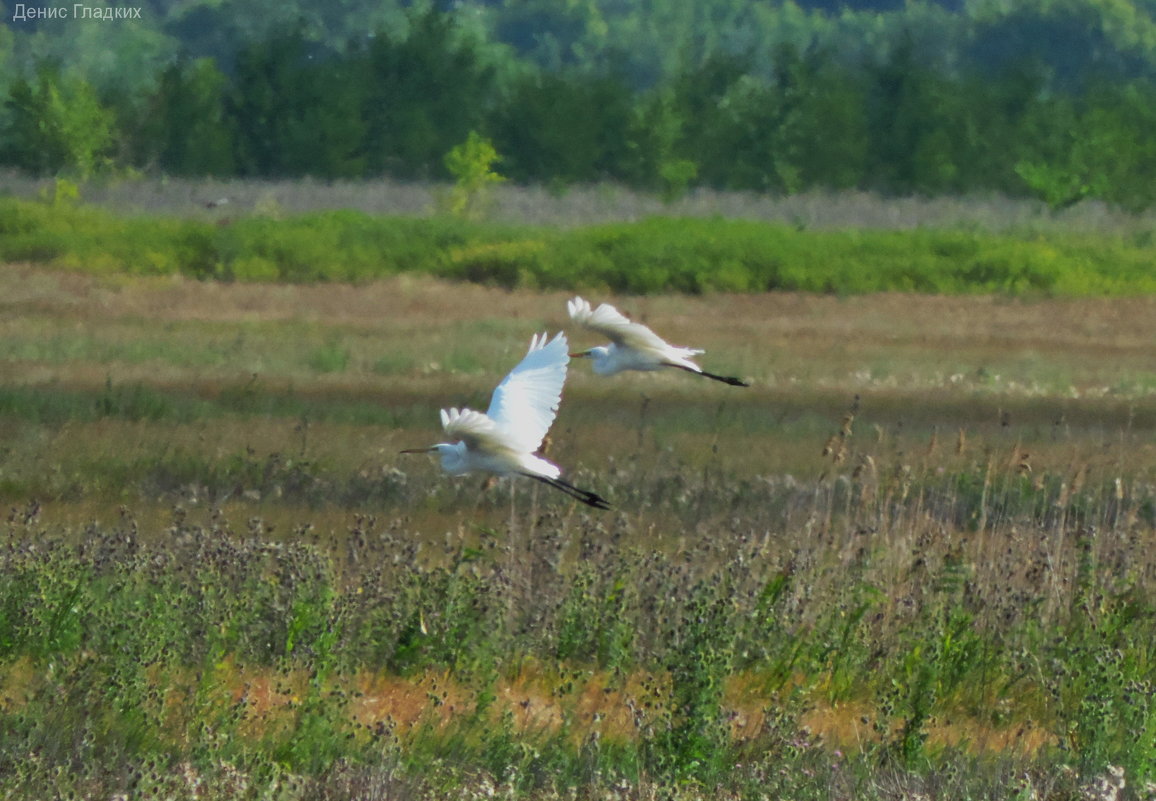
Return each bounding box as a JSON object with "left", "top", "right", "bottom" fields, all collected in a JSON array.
[
  {"left": 401, "top": 332, "right": 610, "bottom": 509},
  {"left": 567, "top": 296, "right": 749, "bottom": 387}
]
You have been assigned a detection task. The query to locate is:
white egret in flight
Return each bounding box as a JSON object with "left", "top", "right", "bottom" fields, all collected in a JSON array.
[
  {"left": 567, "top": 296, "right": 749, "bottom": 387},
  {"left": 400, "top": 332, "right": 611, "bottom": 510}
]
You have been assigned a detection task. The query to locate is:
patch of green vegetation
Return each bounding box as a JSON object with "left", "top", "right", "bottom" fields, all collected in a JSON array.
[
  {"left": 0, "top": 259, "right": 1153, "bottom": 797},
  {"left": 4, "top": 198, "right": 1156, "bottom": 296},
  {"left": 0, "top": 352, "right": 1153, "bottom": 798},
  {"left": 1, "top": 449, "right": 1154, "bottom": 799},
  {"left": 306, "top": 341, "right": 351, "bottom": 374}
]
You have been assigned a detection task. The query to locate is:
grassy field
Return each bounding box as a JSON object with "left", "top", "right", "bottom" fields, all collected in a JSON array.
[{"left": 1, "top": 262, "right": 1155, "bottom": 799}]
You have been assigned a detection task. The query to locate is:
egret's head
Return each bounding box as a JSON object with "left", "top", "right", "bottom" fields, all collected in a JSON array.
[
  {"left": 570, "top": 346, "right": 610, "bottom": 360},
  {"left": 569, "top": 346, "right": 613, "bottom": 373},
  {"left": 399, "top": 442, "right": 467, "bottom": 474}
]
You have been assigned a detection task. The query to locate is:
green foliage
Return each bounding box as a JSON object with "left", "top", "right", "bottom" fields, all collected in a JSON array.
[
  {"left": 41, "top": 176, "right": 79, "bottom": 207},
  {"left": 667, "top": 45, "right": 873, "bottom": 194},
  {"left": 1, "top": 65, "right": 115, "bottom": 178},
  {"left": 624, "top": 89, "right": 698, "bottom": 201},
  {"left": 1045, "top": 531, "right": 1156, "bottom": 782},
  {"left": 4, "top": 198, "right": 1156, "bottom": 296},
  {"left": 362, "top": 7, "right": 496, "bottom": 178},
  {"left": 488, "top": 68, "right": 635, "bottom": 185},
  {"left": 6, "top": 4, "right": 1156, "bottom": 206},
  {"left": 553, "top": 563, "right": 636, "bottom": 671},
  {"left": 440, "top": 131, "right": 505, "bottom": 220},
  {"left": 2, "top": 449, "right": 1155, "bottom": 796},
  {"left": 864, "top": 34, "right": 959, "bottom": 194},
  {"left": 644, "top": 582, "right": 735, "bottom": 783},
  {"left": 138, "top": 58, "right": 235, "bottom": 176},
  {"left": 306, "top": 341, "right": 351, "bottom": 374},
  {"left": 883, "top": 558, "right": 990, "bottom": 766},
  {"left": 230, "top": 30, "right": 366, "bottom": 178},
  {"left": 1016, "top": 80, "right": 1156, "bottom": 212}
]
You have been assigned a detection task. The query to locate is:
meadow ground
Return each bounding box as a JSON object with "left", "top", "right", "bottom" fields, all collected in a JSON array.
[
  {"left": 8, "top": 169, "right": 1156, "bottom": 232},
  {"left": 1, "top": 262, "right": 1155, "bottom": 798}
]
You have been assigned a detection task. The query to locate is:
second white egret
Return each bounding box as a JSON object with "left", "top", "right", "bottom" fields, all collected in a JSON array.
[
  {"left": 400, "top": 331, "right": 610, "bottom": 510},
  {"left": 567, "top": 296, "right": 749, "bottom": 387}
]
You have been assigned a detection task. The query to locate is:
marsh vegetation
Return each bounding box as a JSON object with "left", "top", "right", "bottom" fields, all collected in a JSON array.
[{"left": 0, "top": 264, "right": 1154, "bottom": 798}]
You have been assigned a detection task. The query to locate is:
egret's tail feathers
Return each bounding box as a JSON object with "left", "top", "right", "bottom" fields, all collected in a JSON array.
[
  {"left": 523, "top": 453, "right": 561, "bottom": 480},
  {"left": 522, "top": 472, "right": 611, "bottom": 510},
  {"left": 664, "top": 362, "right": 750, "bottom": 387}
]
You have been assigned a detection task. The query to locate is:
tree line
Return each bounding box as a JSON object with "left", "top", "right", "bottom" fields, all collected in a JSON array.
[{"left": 3, "top": 1, "right": 1156, "bottom": 210}]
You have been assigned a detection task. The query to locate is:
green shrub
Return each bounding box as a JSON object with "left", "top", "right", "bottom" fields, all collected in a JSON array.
[{"left": 3, "top": 198, "right": 1156, "bottom": 296}]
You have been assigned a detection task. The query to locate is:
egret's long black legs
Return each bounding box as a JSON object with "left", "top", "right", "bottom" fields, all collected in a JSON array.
[
  {"left": 663, "top": 362, "right": 749, "bottom": 387},
  {"left": 522, "top": 473, "right": 611, "bottom": 510}
]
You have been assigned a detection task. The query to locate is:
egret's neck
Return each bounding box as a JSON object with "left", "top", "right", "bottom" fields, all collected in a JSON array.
[
  {"left": 589, "top": 346, "right": 617, "bottom": 375},
  {"left": 434, "top": 442, "right": 470, "bottom": 475}
]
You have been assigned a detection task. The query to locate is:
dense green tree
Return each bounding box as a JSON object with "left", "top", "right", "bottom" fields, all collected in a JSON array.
[
  {"left": 732, "top": 44, "right": 870, "bottom": 194},
  {"left": 0, "top": 7, "right": 13, "bottom": 90},
  {"left": 4, "top": 0, "right": 1156, "bottom": 207},
  {"left": 1015, "top": 79, "right": 1156, "bottom": 211},
  {"left": 950, "top": 61, "right": 1049, "bottom": 196},
  {"left": 361, "top": 7, "right": 496, "bottom": 178},
  {"left": 488, "top": 68, "right": 634, "bottom": 184},
  {"left": 622, "top": 88, "right": 697, "bottom": 198},
  {"left": 668, "top": 52, "right": 755, "bottom": 189},
  {"left": 664, "top": 45, "right": 869, "bottom": 194},
  {"left": 774, "top": 45, "right": 869, "bottom": 191},
  {"left": 7, "top": 8, "right": 174, "bottom": 99},
  {"left": 229, "top": 30, "right": 366, "bottom": 177},
  {"left": 163, "top": 0, "right": 408, "bottom": 67},
  {"left": 0, "top": 64, "right": 115, "bottom": 178},
  {"left": 967, "top": 1, "right": 1153, "bottom": 92},
  {"left": 1094, "top": 80, "right": 1156, "bottom": 210},
  {"left": 493, "top": 0, "right": 606, "bottom": 71},
  {"left": 864, "top": 33, "right": 964, "bottom": 194},
  {"left": 138, "top": 58, "right": 235, "bottom": 176}
]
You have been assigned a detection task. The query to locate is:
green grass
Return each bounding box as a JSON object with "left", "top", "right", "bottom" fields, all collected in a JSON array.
[
  {"left": 0, "top": 268, "right": 1154, "bottom": 798},
  {"left": 5, "top": 197, "right": 1156, "bottom": 295},
  {"left": 1, "top": 452, "right": 1154, "bottom": 798},
  {"left": 0, "top": 365, "right": 1153, "bottom": 800}
]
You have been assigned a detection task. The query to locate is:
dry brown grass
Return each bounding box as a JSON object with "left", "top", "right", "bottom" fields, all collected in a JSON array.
[
  {"left": 8, "top": 172, "right": 1156, "bottom": 233},
  {"left": 5, "top": 262, "right": 1155, "bottom": 800},
  {"left": 0, "top": 652, "right": 1060, "bottom": 761},
  {"left": 3, "top": 264, "right": 1154, "bottom": 536},
  {"left": 5, "top": 264, "right": 1155, "bottom": 387}
]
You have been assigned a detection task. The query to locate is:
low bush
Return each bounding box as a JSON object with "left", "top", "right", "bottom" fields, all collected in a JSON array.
[{"left": 4, "top": 198, "right": 1156, "bottom": 295}]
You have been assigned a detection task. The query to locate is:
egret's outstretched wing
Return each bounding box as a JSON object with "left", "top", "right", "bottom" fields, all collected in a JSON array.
[
  {"left": 567, "top": 296, "right": 682, "bottom": 354},
  {"left": 485, "top": 332, "right": 568, "bottom": 453},
  {"left": 440, "top": 407, "right": 507, "bottom": 453}
]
